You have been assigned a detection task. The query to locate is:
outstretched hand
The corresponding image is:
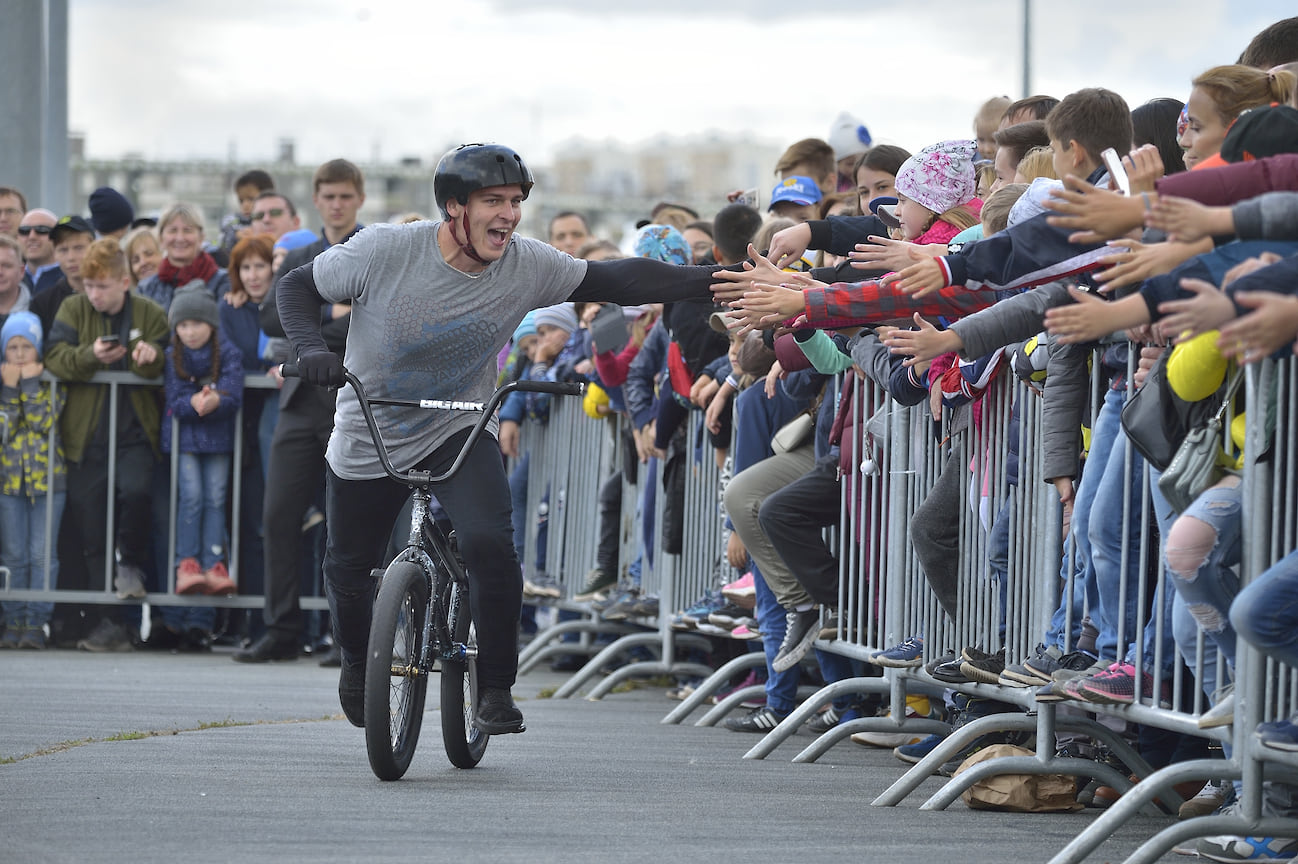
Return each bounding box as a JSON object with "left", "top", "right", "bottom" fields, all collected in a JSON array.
[
  {"left": 1218, "top": 290, "right": 1298, "bottom": 364},
  {"left": 1157, "top": 278, "right": 1236, "bottom": 343},
  {"left": 850, "top": 236, "right": 925, "bottom": 273},
  {"left": 1044, "top": 173, "right": 1145, "bottom": 244},
  {"left": 882, "top": 313, "right": 963, "bottom": 367},
  {"left": 1044, "top": 288, "right": 1125, "bottom": 344},
  {"left": 883, "top": 247, "right": 945, "bottom": 298},
  {"left": 710, "top": 243, "right": 785, "bottom": 305},
  {"left": 766, "top": 223, "right": 813, "bottom": 269}
]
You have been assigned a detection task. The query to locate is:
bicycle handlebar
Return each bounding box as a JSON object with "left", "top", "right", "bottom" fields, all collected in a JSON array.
[{"left": 279, "top": 364, "right": 586, "bottom": 487}]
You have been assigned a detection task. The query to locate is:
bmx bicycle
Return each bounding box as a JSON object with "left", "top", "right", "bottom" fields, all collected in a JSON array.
[{"left": 284, "top": 364, "right": 583, "bottom": 780}]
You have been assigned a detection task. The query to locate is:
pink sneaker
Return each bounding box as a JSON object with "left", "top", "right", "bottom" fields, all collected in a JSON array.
[
  {"left": 204, "top": 562, "right": 236, "bottom": 596},
  {"left": 722, "top": 572, "right": 755, "bottom": 608},
  {"left": 175, "top": 558, "right": 206, "bottom": 595}
]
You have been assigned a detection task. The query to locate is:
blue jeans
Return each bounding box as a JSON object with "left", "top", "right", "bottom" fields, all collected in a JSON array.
[
  {"left": 987, "top": 493, "right": 1013, "bottom": 641},
  {"left": 175, "top": 452, "right": 231, "bottom": 570},
  {"left": 1045, "top": 385, "right": 1124, "bottom": 650},
  {"left": 1089, "top": 412, "right": 1147, "bottom": 663},
  {"left": 1231, "top": 547, "right": 1298, "bottom": 669},
  {"left": 0, "top": 491, "right": 66, "bottom": 627},
  {"left": 754, "top": 562, "right": 799, "bottom": 716},
  {"left": 1161, "top": 478, "right": 1241, "bottom": 670}
]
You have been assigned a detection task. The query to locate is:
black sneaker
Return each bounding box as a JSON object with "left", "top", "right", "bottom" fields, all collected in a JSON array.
[
  {"left": 707, "top": 602, "right": 755, "bottom": 629},
  {"left": 232, "top": 633, "right": 300, "bottom": 663},
  {"left": 573, "top": 567, "right": 616, "bottom": 602},
  {"left": 772, "top": 608, "right": 820, "bottom": 672},
  {"left": 804, "top": 705, "right": 841, "bottom": 735},
  {"left": 76, "top": 618, "right": 134, "bottom": 652},
  {"left": 928, "top": 653, "right": 972, "bottom": 684},
  {"left": 959, "top": 648, "right": 1006, "bottom": 684},
  {"left": 475, "top": 687, "right": 526, "bottom": 735},
  {"left": 339, "top": 659, "right": 365, "bottom": 728},
  {"left": 722, "top": 706, "right": 787, "bottom": 733}
]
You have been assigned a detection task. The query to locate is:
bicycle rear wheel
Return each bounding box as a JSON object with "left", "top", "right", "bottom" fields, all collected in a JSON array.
[
  {"left": 440, "top": 579, "right": 489, "bottom": 768},
  {"left": 365, "top": 561, "right": 430, "bottom": 781}
]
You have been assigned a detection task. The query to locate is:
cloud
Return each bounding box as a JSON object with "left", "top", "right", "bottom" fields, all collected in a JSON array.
[{"left": 67, "top": 0, "right": 1298, "bottom": 168}]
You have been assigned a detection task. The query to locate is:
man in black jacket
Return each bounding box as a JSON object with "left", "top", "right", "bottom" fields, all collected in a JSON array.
[{"left": 233, "top": 159, "right": 364, "bottom": 664}]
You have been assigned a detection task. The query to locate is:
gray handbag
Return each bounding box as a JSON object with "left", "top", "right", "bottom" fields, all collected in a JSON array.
[{"left": 1157, "top": 368, "right": 1244, "bottom": 514}]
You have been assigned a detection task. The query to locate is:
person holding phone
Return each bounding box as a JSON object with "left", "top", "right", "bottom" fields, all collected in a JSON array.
[{"left": 44, "top": 239, "right": 169, "bottom": 652}]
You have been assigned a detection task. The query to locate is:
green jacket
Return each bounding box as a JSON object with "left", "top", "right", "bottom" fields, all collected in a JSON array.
[{"left": 44, "top": 292, "right": 169, "bottom": 463}]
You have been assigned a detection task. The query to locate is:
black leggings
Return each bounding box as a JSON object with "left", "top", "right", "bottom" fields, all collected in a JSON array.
[{"left": 323, "top": 426, "right": 522, "bottom": 689}]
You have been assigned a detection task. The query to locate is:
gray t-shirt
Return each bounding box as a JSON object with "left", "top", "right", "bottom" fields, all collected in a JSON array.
[{"left": 312, "top": 221, "right": 587, "bottom": 480}]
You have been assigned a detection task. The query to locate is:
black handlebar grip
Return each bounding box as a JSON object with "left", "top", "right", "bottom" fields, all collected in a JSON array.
[
  {"left": 279, "top": 363, "right": 299, "bottom": 378},
  {"left": 516, "top": 380, "right": 586, "bottom": 396}
]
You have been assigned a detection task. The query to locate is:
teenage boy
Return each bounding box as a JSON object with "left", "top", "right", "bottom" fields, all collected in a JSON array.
[
  {"left": 235, "top": 159, "right": 364, "bottom": 664},
  {"left": 44, "top": 239, "right": 169, "bottom": 651},
  {"left": 30, "top": 215, "right": 94, "bottom": 337}
]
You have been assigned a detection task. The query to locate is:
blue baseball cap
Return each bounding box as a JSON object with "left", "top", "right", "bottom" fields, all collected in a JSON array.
[{"left": 768, "top": 175, "right": 822, "bottom": 210}]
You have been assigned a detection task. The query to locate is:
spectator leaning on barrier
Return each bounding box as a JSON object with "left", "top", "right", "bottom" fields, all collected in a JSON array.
[
  {"left": 0, "top": 311, "right": 66, "bottom": 650},
  {"left": 234, "top": 158, "right": 364, "bottom": 666},
  {"left": 44, "top": 238, "right": 168, "bottom": 652}
]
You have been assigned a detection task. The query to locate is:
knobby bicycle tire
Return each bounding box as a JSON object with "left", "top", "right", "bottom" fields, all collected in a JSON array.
[
  {"left": 365, "top": 561, "right": 430, "bottom": 780},
  {"left": 440, "top": 575, "right": 489, "bottom": 768}
]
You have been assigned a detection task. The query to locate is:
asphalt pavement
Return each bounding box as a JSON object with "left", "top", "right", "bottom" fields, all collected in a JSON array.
[{"left": 3, "top": 647, "right": 1193, "bottom": 863}]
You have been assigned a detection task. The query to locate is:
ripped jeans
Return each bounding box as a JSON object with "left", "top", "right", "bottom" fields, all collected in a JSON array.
[{"left": 1162, "top": 476, "right": 1242, "bottom": 671}]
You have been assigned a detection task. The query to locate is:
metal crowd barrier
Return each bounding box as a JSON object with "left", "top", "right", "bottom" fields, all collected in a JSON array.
[{"left": 0, "top": 369, "right": 329, "bottom": 612}]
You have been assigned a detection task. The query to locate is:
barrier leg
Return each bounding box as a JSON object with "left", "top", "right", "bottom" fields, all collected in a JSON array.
[
  {"left": 661, "top": 651, "right": 767, "bottom": 725},
  {"left": 741, "top": 677, "right": 892, "bottom": 760}
]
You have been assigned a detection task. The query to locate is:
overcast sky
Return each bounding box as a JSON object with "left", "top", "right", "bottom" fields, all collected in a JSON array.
[{"left": 69, "top": 0, "right": 1293, "bottom": 169}]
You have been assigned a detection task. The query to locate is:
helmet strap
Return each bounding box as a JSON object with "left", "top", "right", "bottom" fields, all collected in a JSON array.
[{"left": 450, "top": 210, "right": 490, "bottom": 265}]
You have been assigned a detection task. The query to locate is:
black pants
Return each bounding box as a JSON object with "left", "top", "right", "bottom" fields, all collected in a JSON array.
[
  {"left": 262, "top": 390, "right": 333, "bottom": 642},
  {"left": 52, "top": 440, "right": 155, "bottom": 637},
  {"left": 65, "top": 440, "right": 156, "bottom": 584},
  {"left": 324, "top": 426, "right": 522, "bottom": 690},
  {"left": 596, "top": 471, "right": 621, "bottom": 576},
  {"left": 759, "top": 453, "right": 842, "bottom": 607}
]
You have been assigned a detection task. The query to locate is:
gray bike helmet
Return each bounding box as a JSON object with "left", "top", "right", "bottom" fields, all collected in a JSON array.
[{"left": 434, "top": 143, "right": 534, "bottom": 218}]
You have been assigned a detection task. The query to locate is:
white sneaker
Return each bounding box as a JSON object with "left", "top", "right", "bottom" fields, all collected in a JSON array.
[{"left": 113, "top": 565, "right": 147, "bottom": 599}]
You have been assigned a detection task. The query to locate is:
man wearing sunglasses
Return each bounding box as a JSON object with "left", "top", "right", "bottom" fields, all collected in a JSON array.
[
  {"left": 250, "top": 191, "right": 301, "bottom": 241},
  {"left": 18, "top": 209, "right": 61, "bottom": 295}
]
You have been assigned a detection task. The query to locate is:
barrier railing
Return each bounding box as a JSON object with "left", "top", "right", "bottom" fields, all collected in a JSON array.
[{"left": 0, "top": 370, "right": 330, "bottom": 612}]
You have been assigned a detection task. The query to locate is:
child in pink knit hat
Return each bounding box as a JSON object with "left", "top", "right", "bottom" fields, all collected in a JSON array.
[{"left": 878, "top": 139, "right": 984, "bottom": 246}]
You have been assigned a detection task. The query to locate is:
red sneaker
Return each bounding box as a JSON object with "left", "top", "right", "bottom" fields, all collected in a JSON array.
[
  {"left": 175, "top": 558, "right": 206, "bottom": 594},
  {"left": 204, "top": 562, "right": 236, "bottom": 596}
]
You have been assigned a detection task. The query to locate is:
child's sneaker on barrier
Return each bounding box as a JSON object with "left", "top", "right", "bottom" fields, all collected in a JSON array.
[
  {"left": 113, "top": 563, "right": 148, "bottom": 599},
  {"left": 1193, "top": 834, "right": 1298, "bottom": 862},
  {"left": 522, "top": 573, "right": 562, "bottom": 599},
  {"left": 729, "top": 623, "right": 762, "bottom": 640},
  {"left": 894, "top": 733, "right": 944, "bottom": 765},
  {"left": 599, "top": 588, "right": 640, "bottom": 620},
  {"left": 960, "top": 647, "right": 1006, "bottom": 684},
  {"left": 721, "top": 571, "right": 755, "bottom": 608},
  {"left": 707, "top": 602, "right": 754, "bottom": 630},
  {"left": 673, "top": 590, "right": 723, "bottom": 630},
  {"left": 771, "top": 608, "right": 820, "bottom": 672},
  {"left": 723, "top": 706, "right": 787, "bottom": 733},
  {"left": 1074, "top": 662, "right": 1171, "bottom": 706},
  {"left": 872, "top": 636, "right": 923, "bottom": 668},
  {"left": 203, "top": 561, "right": 236, "bottom": 596},
  {"left": 850, "top": 694, "right": 936, "bottom": 748},
  {"left": 1257, "top": 718, "right": 1298, "bottom": 752},
  {"left": 175, "top": 558, "right": 206, "bottom": 595},
  {"left": 573, "top": 567, "right": 616, "bottom": 602},
  {"left": 1001, "top": 643, "right": 1062, "bottom": 687},
  {"left": 1037, "top": 657, "right": 1108, "bottom": 702}
]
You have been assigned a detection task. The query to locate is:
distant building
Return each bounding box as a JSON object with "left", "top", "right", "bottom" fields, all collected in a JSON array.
[{"left": 68, "top": 132, "right": 785, "bottom": 244}]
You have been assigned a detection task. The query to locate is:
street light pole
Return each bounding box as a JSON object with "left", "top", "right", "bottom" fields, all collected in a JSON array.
[{"left": 1022, "top": 0, "right": 1032, "bottom": 97}]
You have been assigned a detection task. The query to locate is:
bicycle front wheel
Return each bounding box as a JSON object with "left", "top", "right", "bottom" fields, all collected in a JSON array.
[
  {"left": 365, "top": 561, "right": 430, "bottom": 781},
  {"left": 440, "top": 579, "right": 489, "bottom": 768}
]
